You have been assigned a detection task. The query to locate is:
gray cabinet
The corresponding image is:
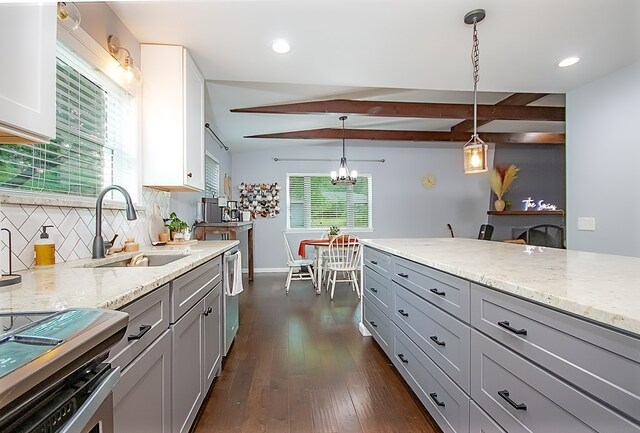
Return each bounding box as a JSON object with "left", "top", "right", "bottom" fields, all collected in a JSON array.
[
  {"left": 171, "top": 257, "right": 221, "bottom": 322},
  {"left": 471, "top": 330, "right": 640, "bottom": 432},
  {"left": 172, "top": 294, "right": 205, "bottom": 433},
  {"left": 363, "top": 296, "right": 391, "bottom": 355},
  {"left": 470, "top": 401, "right": 505, "bottom": 433},
  {"left": 171, "top": 271, "right": 223, "bottom": 433},
  {"left": 110, "top": 284, "right": 172, "bottom": 433},
  {"left": 113, "top": 330, "right": 172, "bottom": 433}
]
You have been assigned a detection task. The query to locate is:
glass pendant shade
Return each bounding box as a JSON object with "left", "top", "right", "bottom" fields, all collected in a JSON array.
[{"left": 463, "top": 136, "right": 488, "bottom": 174}]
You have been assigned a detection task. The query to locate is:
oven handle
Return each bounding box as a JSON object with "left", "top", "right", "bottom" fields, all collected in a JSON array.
[
  {"left": 59, "top": 366, "right": 120, "bottom": 433},
  {"left": 225, "top": 250, "right": 240, "bottom": 262}
]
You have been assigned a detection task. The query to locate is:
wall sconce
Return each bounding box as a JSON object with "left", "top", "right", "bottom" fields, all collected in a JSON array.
[
  {"left": 107, "top": 35, "right": 142, "bottom": 83},
  {"left": 57, "top": 2, "right": 81, "bottom": 31}
]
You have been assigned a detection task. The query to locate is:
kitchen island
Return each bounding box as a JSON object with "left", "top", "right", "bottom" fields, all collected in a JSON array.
[{"left": 361, "top": 238, "right": 639, "bottom": 433}]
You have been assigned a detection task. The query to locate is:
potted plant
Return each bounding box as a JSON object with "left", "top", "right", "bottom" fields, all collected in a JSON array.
[
  {"left": 165, "top": 212, "right": 189, "bottom": 241},
  {"left": 328, "top": 226, "right": 340, "bottom": 240},
  {"left": 489, "top": 165, "right": 519, "bottom": 211}
]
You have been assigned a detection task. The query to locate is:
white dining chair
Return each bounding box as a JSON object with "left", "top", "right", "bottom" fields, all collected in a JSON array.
[
  {"left": 325, "top": 234, "right": 361, "bottom": 300},
  {"left": 283, "top": 231, "right": 316, "bottom": 294}
]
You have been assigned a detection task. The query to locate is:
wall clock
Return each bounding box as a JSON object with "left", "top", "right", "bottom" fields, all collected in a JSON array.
[{"left": 422, "top": 175, "right": 437, "bottom": 189}]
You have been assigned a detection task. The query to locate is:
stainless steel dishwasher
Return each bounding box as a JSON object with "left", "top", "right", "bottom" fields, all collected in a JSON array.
[{"left": 223, "top": 247, "right": 241, "bottom": 356}]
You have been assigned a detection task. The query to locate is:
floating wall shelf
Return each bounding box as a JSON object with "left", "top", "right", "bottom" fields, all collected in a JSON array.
[{"left": 487, "top": 210, "right": 565, "bottom": 216}]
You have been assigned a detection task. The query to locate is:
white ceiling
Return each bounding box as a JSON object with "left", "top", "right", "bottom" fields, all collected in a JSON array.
[{"left": 108, "top": 0, "right": 640, "bottom": 152}]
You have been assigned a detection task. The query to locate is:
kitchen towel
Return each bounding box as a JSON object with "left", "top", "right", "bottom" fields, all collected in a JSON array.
[{"left": 227, "top": 251, "right": 244, "bottom": 296}]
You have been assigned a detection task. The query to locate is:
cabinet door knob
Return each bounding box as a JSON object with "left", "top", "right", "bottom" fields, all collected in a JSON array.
[
  {"left": 498, "top": 320, "right": 527, "bottom": 336},
  {"left": 429, "top": 393, "right": 446, "bottom": 407},
  {"left": 498, "top": 390, "right": 527, "bottom": 411},
  {"left": 187, "top": 172, "right": 193, "bottom": 178},
  {"left": 430, "top": 335, "right": 446, "bottom": 346},
  {"left": 370, "top": 287, "right": 378, "bottom": 293},
  {"left": 203, "top": 306, "right": 213, "bottom": 317}
]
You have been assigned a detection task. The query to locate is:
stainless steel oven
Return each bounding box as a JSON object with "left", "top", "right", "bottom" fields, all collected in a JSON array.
[{"left": 0, "top": 309, "right": 128, "bottom": 433}]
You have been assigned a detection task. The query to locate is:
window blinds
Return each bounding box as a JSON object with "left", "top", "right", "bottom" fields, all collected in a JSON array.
[
  {"left": 205, "top": 154, "right": 219, "bottom": 197},
  {"left": 0, "top": 42, "right": 137, "bottom": 200},
  {"left": 287, "top": 174, "right": 372, "bottom": 229}
]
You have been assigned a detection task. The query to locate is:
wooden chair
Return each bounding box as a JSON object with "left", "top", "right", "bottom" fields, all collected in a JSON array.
[
  {"left": 283, "top": 232, "right": 316, "bottom": 294},
  {"left": 325, "top": 234, "right": 361, "bottom": 300}
]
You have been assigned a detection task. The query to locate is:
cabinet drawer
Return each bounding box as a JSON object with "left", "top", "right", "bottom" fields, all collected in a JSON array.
[
  {"left": 171, "top": 256, "right": 222, "bottom": 322},
  {"left": 363, "top": 297, "right": 391, "bottom": 356},
  {"left": 470, "top": 401, "right": 505, "bottom": 433},
  {"left": 364, "top": 265, "right": 392, "bottom": 315},
  {"left": 363, "top": 246, "right": 392, "bottom": 278},
  {"left": 113, "top": 329, "right": 172, "bottom": 433},
  {"left": 392, "top": 323, "right": 470, "bottom": 433},
  {"left": 393, "top": 256, "right": 470, "bottom": 322},
  {"left": 471, "top": 283, "right": 640, "bottom": 421},
  {"left": 110, "top": 284, "right": 170, "bottom": 370},
  {"left": 393, "top": 282, "right": 470, "bottom": 393},
  {"left": 471, "top": 330, "right": 640, "bottom": 433}
]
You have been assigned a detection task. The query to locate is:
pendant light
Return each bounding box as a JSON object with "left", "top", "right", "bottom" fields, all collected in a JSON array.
[
  {"left": 462, "top": 9, "right": 488, "bottom": 174},
  {"left": 330, "top": 116, "right": 357, "bottom": 185}
]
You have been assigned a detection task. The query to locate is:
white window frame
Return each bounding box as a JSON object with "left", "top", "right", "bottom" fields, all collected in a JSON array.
[
  {"left": 204, "top": 151, "right": 220, "bottom": 197},
  {"left": 286, "top": 172, "right": 373, "bottom": 233}
]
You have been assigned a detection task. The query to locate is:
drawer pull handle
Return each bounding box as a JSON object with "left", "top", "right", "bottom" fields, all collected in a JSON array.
[
  {"left": 397, "top": 353, "right": 409, "bottom": 363},
  {"left": 397, "top": 309, "right": 409, "bottom": 317},
  {"left": 429, "top": 393, "right": 446, "bottom": 407},
  {"left": 430, "top": 335, "right": 446, "bottom": 346},
  {"left": 370, "top": 260, "right": 378, "bottom": 265},
  {"left": 128, "top": 324, "right": 152, "bottom": 341},
  {"left": 370, "top": 287, "right": 378, "bottom": 293},
  {"left": 498, "top": 320, "right": 527, "bottom": 336},
  {"left": 430, "top": 288, "right": 446, "bottom": 296},
  {"left": 203, "top": 306, "right": 213, "bottom": 317},
  {"left": 397, "top": 273, "right": 409, "bottom": 278},
  {"left": 369, "top": 320, "right": 377, "bottom": 328},
  {"left": 498, "top": 390, "right": 527, "bottom": 411}
]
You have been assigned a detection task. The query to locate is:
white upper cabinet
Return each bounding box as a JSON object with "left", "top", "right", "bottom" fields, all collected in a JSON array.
[
  {"left": 0, "top": 3, "right": 56, "bottom": 144},
  {"left": 141, "top": 44, "right": 205, "bottom": 191}
]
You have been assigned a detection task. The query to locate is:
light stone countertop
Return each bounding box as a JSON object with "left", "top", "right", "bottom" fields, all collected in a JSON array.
[
  {"left": 362, "top": 238, "right": 640, "bottom": 336},
  {"left": 0, "top": 240, "right": 238, "bottom": 313}
]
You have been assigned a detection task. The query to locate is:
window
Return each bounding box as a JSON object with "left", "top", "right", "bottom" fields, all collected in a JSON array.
[
  {"left": 287, "top": 174, "right": 372, "bottom": 230},
  {"left": 0, "top": 42, "right": 137, "bottom": 201},
  {"left": 204, "top": 153, "right": 219, "bottom": 197}
]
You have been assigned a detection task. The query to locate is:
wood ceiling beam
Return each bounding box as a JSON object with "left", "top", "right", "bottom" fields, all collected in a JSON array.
[
  {"left": 450, "top": 93, "right": 550, "bottom": 132},
  {"left": 231, "top": 99, "right": 564, "bottom": 122},
  {"left": 246, "top": 128, "right": 565, "bottom": 144}
]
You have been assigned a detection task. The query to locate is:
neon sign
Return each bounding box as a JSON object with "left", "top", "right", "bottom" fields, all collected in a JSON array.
[{"left": 522, "top": 197, "right": 558, "bottom": 211}]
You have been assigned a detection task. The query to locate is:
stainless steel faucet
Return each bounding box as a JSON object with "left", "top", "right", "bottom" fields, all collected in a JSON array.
[{"left": 92, "top": 185, "right": 137, "bottom": 259}]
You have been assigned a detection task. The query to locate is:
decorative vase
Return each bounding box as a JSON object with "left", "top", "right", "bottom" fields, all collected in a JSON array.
[{"left": 494, "top": 199, "right": 506, "bottom": 212}]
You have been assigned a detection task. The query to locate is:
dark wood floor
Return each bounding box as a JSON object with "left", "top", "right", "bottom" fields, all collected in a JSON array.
[{"left": 193, "top": 273, "right": 441, "bottom": 433}]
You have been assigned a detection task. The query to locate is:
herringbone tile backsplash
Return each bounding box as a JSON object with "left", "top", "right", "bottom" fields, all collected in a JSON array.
[{"left": 0, "top": 188, "right": 170, "bottom": 273}]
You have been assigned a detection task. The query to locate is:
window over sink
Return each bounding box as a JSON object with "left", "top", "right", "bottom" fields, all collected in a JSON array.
[
  {"left": 0, "top": 41, "right": 139, "bottom": 202},
  {"left": 287, "top": 173, "right": 372, "bottom": 231}
]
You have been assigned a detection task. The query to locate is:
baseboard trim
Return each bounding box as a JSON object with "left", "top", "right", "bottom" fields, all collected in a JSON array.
[
  {"left": 359, "top": 322, "right": 372, "bottom": 337},
  {"left": 242, "top": 267, "right": 289, "bottom": 273}
]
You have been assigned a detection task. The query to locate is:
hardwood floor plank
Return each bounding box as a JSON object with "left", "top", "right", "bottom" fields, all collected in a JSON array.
[{"left": 193, "top": 274, "right": 442, "bottom": 433}]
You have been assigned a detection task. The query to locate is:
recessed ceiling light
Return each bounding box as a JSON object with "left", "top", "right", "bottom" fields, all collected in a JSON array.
[
  {"left": 271, "top": 39, "right": 291, "bottom": 54},
  {"left": 558, "top": 57, "right": 580, "bottom": 68}
]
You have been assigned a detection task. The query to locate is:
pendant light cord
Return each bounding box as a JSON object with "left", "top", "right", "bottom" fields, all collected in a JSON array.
[
  {"left": 472, "top": 19, "right": 480, "bottom": 138},
  {"left": 340, "top": 115, "right": 347, "bottom": 158}
]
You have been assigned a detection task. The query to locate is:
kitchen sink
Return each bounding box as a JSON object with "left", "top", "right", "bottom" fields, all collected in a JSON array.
[{"left": 92, "top": 254, "right": 188, "bottom": 268}]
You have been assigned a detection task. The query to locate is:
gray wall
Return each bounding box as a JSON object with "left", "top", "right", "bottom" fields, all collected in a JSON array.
[
  {"left": 77, "top": 3, "right": 140, "bottom": 61},
  {"left": 566, "top": 61, "right": 640, "bottom": 257},
  {"left": 232, "top": 144, "right": 491, "bottom": 270},
  {"left": 489, "top": 144, "right": 566, "bottom": 241}
]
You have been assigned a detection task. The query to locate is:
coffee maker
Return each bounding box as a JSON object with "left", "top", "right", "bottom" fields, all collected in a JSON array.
[{"left": 227, "top": 201, "right": 239, "bottom": 222}]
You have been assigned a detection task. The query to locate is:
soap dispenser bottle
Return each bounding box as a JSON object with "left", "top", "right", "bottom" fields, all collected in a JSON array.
[{"left": 34, "top": 225, "right": 55, "bottom": 266}]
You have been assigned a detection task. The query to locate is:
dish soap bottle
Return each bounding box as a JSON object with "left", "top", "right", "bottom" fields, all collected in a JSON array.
[{"left": 34, "top": 225, "right": 55, "bottom": 266}]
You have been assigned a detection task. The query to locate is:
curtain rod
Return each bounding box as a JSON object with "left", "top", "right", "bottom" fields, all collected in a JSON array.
[
  {"left": 204, "top": 123, "right": 229, "bottom": 151},
  {"left": 273, "top": 157, "right": 385, "bottom": 163}
]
